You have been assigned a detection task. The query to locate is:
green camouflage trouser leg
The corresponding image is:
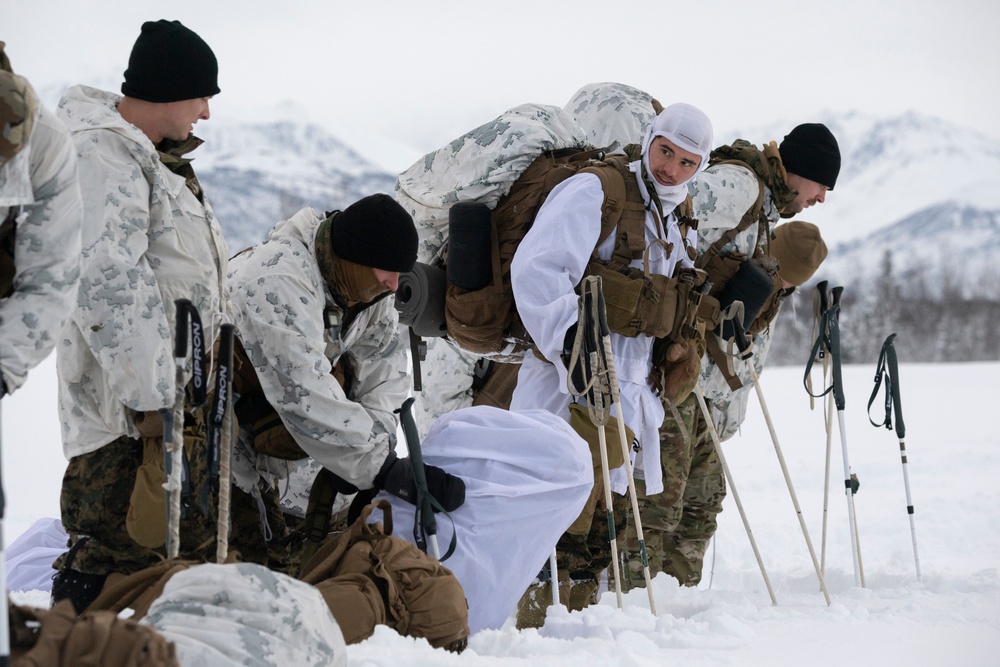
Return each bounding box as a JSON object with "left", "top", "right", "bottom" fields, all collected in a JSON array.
[
  {"left": 56, "top": 408, "right": 281, "bottom": 578},
  {"left": 623, "top": 394, "right": 726, "bottom": 588}
]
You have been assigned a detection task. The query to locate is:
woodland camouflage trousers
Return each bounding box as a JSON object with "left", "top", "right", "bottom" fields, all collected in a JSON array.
[
  {"left": 56, "top": 407, "right": 286, "bottom": 578},
  {"left": 622, "top": 393, "right": 727, "bottom": 588}
]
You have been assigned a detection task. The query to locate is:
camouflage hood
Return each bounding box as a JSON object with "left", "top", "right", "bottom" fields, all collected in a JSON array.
[
  {"left": 0, "top": 74, "right": 40, "bottom": 208},
  {"left": 0, "top": 70, "right": 38, "bottom": 165},
  {"left": 58, "top": 85, "right": 153, "bottom": 150}
]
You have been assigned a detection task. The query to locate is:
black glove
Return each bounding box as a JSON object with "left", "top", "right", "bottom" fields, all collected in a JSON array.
[
  {"left": 562, "top": 318, "right": 606, "bottom": 406},
  {"left": 375, "top": 450, "right": 466, "bottom": 512}
]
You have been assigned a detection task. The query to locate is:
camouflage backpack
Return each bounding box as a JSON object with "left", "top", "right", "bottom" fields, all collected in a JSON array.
[{"left": 443, "top": 149, "right": 707, "bottom": 362}]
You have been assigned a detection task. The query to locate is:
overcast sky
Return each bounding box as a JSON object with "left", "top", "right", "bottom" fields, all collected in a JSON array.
[{"left": 5, "top": 0, "right": 998, "bottom": 172}]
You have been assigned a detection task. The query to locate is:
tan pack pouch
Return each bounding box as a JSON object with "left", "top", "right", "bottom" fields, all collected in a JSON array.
[
  {"left": 313, "top": 573, "right": 387, "bottom": 645},
  {"left": 471, "top": 361, "right": 520, "bottom": 410},
  {"left": 587, "top": 241, "right": 705, "bottom": 341},
  {"left": 444, "top": 281, "right": 515, "bottom": 356},
  {"left": 127, "top": 432, "right": 168, "bottom": 549}
]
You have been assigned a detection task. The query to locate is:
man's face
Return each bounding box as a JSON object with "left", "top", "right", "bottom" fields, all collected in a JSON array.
[
  {"left": 373, "top": 269, "right": 400, "bottom": 295},
  {"left": 160, "top": 96, "right": 211, "bottom": 141},
  {"left": 349, "top": 268, "right": 399, "bottom": 305},
  {"left": 647, "top": 136, "right": 701, "bottom": 187},
  {"left": 784, "top": 172, "right": 829, "bottom": 214}
]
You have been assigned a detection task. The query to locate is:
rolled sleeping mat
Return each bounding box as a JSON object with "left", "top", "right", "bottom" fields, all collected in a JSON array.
[
  {"left": 446, "top": 201, "right": 493, "bottom": 292},
  {"left": 715, "top": 260, "right": 774, "bottom": 344},
  {"left": 395, "top": 261, "right": 448, "bottom": 338}
]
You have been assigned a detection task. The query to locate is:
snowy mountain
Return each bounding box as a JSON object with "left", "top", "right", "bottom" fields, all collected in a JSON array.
[
  {"left": 723, "top": 111, "right": 1000, "bottom": 294},
  {"left": 194, "top": 119, "right": 396, "bottom": 250},
  {"left": 40, "top": 76, "right": 1000, "bottom": 294},
  {"left": 191, "top": 108, "right": 1000, "bottom": 294}
]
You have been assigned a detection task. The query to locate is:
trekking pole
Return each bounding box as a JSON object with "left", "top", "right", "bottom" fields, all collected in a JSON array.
[
  {"left": 592, "top": 278, "right": 656, "bottom": 615},
  {"left": 692, "top": 386, "right": 777, "bottom": 604},
  {"left": 806, "top": 282, "right": 838, "bottom": 581},
  {"left": 827, "top": 287, "right": 864, "bottom": 587},
  {"left": 746, "top": 362, "right": 831, "bottom": 605},
  {"left": 809, "top": 281, "right": 836, "bottom": 579},
  {"left": 0, "top": 402, "right": 10, "bottom": 666},
  {"left": 212, "top": 324, "right": 235, "bottom": 563},
  {"left": 397, "top": 397, "right": 458, "bottom": 561},
  {"left": 566, "top": 276, "right": 624, "bottom": 611},
  {"left": 399, "top": 397, "right": 439, "bottom": 558},
  {"left": 164, "top": 299, "right": 207, "bottom": 559},
  {"left": 549, "top": 549, "right": 561, "bottom": 608},
  {"left": 868, "top": 333, "right": 921, "bottom": 582}
]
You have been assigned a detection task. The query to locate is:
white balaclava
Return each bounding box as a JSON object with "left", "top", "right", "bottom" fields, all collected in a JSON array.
[{"left": 639, "top": 102, "right": 714, "bottom": 210}]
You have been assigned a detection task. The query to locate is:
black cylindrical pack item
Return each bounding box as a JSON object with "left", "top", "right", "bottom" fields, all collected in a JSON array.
[
  {"left": 446, "top": 202, "right": 493, "bottom": 291},
  {"left": 395, "top": 262, "right": 448, "bottom": 338},
  {"left": 715, "top": 259, "right": 774, "bottom": 343}
]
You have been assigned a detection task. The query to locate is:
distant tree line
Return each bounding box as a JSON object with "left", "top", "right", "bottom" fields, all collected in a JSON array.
[{"left": 766, "top": 250, "right": 1000, "bottom": 366}]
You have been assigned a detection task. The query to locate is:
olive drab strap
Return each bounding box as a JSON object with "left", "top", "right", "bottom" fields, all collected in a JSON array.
[
  {"left": 299, "top": 467, "right": 342, "bottom": 568},
  {"left": 579, "top": 155, "right": 640, "bottom": 264},
  {"left": 705, "top": 329, "right": 747, "bottom": 392}
]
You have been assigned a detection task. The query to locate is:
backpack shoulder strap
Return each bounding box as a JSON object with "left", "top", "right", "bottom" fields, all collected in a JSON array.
[{"left": 580, "top": 155, "right": 646, "bottom": 263}]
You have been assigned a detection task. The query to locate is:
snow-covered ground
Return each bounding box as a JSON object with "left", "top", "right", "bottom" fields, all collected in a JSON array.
[{"left": 3, "top": 357, "right": 999, "bottom": 665}]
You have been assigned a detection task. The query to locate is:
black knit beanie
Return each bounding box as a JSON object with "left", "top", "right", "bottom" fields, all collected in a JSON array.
[
  {"left": 329, "top": 194, "right": 418, "bottom": 272},
  {"left": 121, "top": 20, "right": 220, "bottom": 103},
  {"left": 778, "top": 123, "right": 841, "bottom": 190}
]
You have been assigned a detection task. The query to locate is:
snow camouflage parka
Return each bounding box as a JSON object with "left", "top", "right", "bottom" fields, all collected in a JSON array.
[
  {"left": 227, "top": 208, "right": 408, "bottom": 492},
  {"left": 688, "top": 154, "right": 784, "bottom": 441},
  {"left": 55, "top": 85, "right": 229, "bottom": 458},
  {"left": 0, "top": 104, "right": 82, "bottom": 395}
]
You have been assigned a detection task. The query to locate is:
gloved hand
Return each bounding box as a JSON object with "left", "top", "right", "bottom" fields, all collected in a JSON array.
[
  {"left": 562, "top": 321, "right": 607, "bottom": 406},
  {"left": 375, "top": 450, "right": 466, "bottom": 512},
  {"left": 658, "top": 340, "right": 702, "bottom": 404}
]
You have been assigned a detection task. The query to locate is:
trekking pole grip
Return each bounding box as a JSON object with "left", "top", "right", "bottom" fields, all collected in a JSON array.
[
  {"left": 884, "top": 334, "right": 905, "bottom": 440},
  {"left": 398, "top": 397, "right": 438, "bottom": 536},
  {"left": 174, "top": 298, "right": 191, "bottom": 360}
]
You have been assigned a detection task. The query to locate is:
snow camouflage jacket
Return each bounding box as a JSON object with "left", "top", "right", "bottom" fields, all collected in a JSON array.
[
  {"left": 55, "top": 85, "right": 229, "bottom": 457},
  {"left": 227, "top": 208, "right": 407, "bottom": 492},
  {"left": 688, "top": 159, "right": 783, "bottom": 441},
  {"left": 0, "top": 104, "right": 82, "bottom": 395}
]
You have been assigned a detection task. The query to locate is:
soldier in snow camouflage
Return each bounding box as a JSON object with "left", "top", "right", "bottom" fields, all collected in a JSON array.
[
  {"left": 49, "top": 21, "right": 271, "bottom": 614},
  {"left": 0, "top": 43, "right": 82, "bottom": 398},
  {"left": 226, "top": 194, "right": 465, "bottom": 566},
  {"left": 622, "top": 119, "right": 839, "bottom": 587}
]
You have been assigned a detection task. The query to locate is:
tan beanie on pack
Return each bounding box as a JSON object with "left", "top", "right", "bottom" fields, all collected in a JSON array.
[{"left": 770, "top": 221, "right": 828, "bottom": 286}]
